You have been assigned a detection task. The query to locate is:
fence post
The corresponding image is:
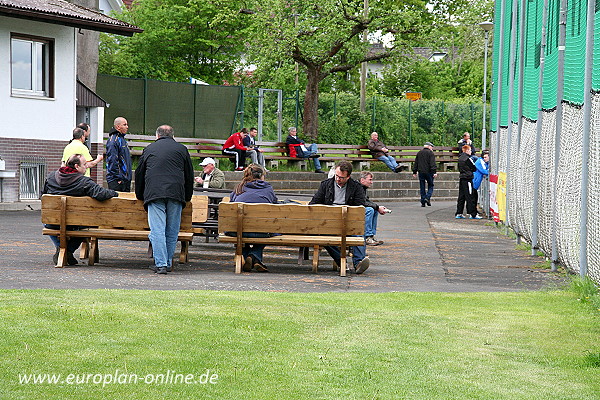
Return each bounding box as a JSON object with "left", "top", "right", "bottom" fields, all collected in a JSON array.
[
  {"left": 371, "top": 96, "right": 376, "bottom": 132},
  {"left": 408, "top": 99, "right": 412, "bottom": 146},
  {"left": 193, "top": 83, "right": 197, "bottom": 137},
  {"left": 551, "top": 0, "right": 567, "bottom": 271},
  {"left": 143, "top": 76, "right": 148, "bottom": 134},
  {"left": 531, "top": 0, "right": 549, "bottom": 256},
  {"left": 295, "top": 89, "right": 300, "bottom": 129},
  {"left": 578, "top": 0, "right": 595, "bottom": 278}
]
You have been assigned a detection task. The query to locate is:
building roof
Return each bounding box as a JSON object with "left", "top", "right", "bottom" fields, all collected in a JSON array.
[
  {"left": 0, "top": 0, "right": 142, "bottom": 36},
  {"left": 76, "top": 79, "right": 107, "bottom": 107}
]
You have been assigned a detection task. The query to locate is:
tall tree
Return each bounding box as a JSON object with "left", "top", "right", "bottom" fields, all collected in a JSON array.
[
  {"left": 99, "top": 0, "right": 249, "bottom": 83},
  {"left": 245, "top": 0, "right": 427, "bottom": 141}
]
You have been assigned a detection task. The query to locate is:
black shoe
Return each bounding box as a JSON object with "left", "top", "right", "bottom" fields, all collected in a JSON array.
[
  {"left": 253, "top": 259, "right": 269, "bottom": 272},
  {"left": 53, "top": 248, "right": 59, "bottom": 265},
  {"left": 309, "top": 154, "right": 321, "bottom": 158},
  {"left": 67, "top": 252, "right": 78, "bottom": 266},
  {"left": 394, "top": 166, "right": 402, "bottom": 173},
  {"left": 426, "top": 199, "right": 431, "bottom": 206},
  {"left": 243, "top": 256, "right": 253, "bottom": 272},
  {"left": 156, "top": 267, "right": 168, "bottom": 274},
  {"left": 315, "top": 169, "right": 325, "bottom": 173},
  {"left": 421, "top": 202, "right": 426, "bottom": 207},
  {"left": 166, "top": 266, "right": 172, "bottom": 272},
  {"left": 149, "top": 265, "right": 158, "bottom": 273}
]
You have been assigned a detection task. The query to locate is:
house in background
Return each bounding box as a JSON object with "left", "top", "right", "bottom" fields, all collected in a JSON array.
[{"left": 0, "top": 0, "right": 141, "bottom": 206}]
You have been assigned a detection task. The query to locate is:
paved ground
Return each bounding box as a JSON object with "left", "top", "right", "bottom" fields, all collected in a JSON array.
[{"left": 0, "top": 201, "right": 565, "bottom": 292}]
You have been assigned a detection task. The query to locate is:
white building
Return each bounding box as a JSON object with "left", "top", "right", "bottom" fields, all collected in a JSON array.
[{"left": 0, "top": 0, "right": 140, "bottom": 205}]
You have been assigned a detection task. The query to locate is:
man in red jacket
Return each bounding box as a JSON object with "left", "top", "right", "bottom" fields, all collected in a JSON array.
[{"left": 222, "top": 128, "right": 251, "bottom": 171}]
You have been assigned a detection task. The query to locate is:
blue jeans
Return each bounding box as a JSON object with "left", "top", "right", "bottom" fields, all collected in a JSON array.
[
  {"left": 44, "top": 224, "right": 84, "bottom": 254},
  {"left": 418, "top": 172, "right": 435, "bottom": 203},
  {"left": 377, "top": 155, "right": 398, "bottom": 171},
  {"left": 241, "top": 232, "right": 270, "bottom": 262},
  {"left": 147, "top": 199, "right": 183, "bottom": 268},
  {"left": 324, "top": 237, "right": 366, "bottom": 268},
  {"left": 302, "top": 143, "right": 322, "bottom": 170},
  {"left": 364, "top": 207, "right": 379, "bottom": 237}
]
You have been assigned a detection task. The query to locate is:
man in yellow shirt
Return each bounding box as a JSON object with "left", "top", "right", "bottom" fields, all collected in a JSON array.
[{"left": 62, "top": 128, "right": 103, "bottom": 177}]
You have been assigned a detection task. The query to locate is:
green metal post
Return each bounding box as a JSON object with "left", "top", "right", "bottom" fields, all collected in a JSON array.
[
  {"left": 371, "top": 96, "right": 376, "bottom": 132},
  {"left": 471, "top": 103, "right": 475, "bottom": 141},
  {"left": 143, "top": 76, "right": 148, "bottom": 134},
  {"left": 295, "top": 89, "right": 300, "bottom": 128},
  {"left": 333, "top": 92, "right": 337, "bottom": 119},
  {"left": 192, "top": 83, "right": 196, "bottom": 137},
  {"left": 408, "top": 99, "right": 412, "bottom": 146}
]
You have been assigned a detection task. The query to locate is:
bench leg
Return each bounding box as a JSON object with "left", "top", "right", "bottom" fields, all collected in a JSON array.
[
  {"left": 297, "top": 247, "right": 304, "bottom": 265},
  {"left": 179, "top": 241, "right": 189, "bottom": 264},
  {"left": 89, "top": 238, "right": 98, "bottom": 266},
  {"left": 79, "top": 238, "right": 90, "bottom": 259},
  {"left": 234, "top": 245, "right": 243, "bottom": 274},
  {"left": 312, "top": 246, "right": 320, "bottom": 273},
  {"left": 55, "top": 247, "right": 67, "bottom": 268},
  {"left": 339, "top": 245, "right": 347, "bottom": 277},
  {"left": 147, "top": 242, "right": 153, "bottom": 258}
]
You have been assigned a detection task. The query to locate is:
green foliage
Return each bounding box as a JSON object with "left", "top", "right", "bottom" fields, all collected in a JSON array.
[
  {"left": 570, "top": 276, "right": 600, "bottom": 301},
  {"left": 99, "top": 0, "right": 249, "bottom": 83}
]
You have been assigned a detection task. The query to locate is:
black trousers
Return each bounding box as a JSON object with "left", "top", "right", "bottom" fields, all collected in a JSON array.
[
  {"left": 456, "top": 178, "right": 476, "bottom": 217},
  {"left": 222, "top": 148, "right": 246, "bottom": 169},
  {"left": 108, "top": 179, "right": 131, "bottom": 192}
]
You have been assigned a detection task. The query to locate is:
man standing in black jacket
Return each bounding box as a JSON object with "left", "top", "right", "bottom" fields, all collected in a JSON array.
[
  {"left": 43, "top": 154, "right": 118, "bottom": 266},
  {"left": 135, "top": 125, "right": 194, "bottom": 274},
  {"left": 412, "top": 142, "right": 437, "bottom": 207},
  {"left": 309, "top": 161, "right": 370, "bottom": 274},
  {"left": 455, "top": 145, "right": 480, "bottom": 219},
  {"left": 105, "top": 117, "right": 132, "bottom": 192}
]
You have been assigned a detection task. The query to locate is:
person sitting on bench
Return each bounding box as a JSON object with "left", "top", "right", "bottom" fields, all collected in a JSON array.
[
  {"left": 42, "top": 154, "right": 118, "bottom": 266},
  {"left": 285, "top": 127, "right": 325, "bottom": 173}
]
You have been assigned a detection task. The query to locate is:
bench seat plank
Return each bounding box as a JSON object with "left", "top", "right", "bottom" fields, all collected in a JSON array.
[{"left": 218, "top": 202, "right": 364, "bottom": 276}]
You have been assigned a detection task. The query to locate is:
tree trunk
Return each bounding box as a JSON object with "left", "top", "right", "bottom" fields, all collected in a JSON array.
[{"left": 302, "top": 67, "right": 322, "bottom": 141}]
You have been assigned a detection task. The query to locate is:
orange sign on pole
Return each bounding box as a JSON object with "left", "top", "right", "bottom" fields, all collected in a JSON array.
[{"left": 405, "top": 92, "right": 422, "bottom": 101}]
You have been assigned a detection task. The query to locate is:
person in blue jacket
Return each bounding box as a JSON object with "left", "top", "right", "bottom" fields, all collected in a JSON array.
[
  {"left": 471, "top": 152, "right": 489, "bottom": 210},
  {"left": 230, "top": 164, "right": 278, "bottom": 272}
]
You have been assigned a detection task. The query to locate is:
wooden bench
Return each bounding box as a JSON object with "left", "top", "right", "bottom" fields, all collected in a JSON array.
[
  {"left": 41, "top": 194, "right": 194, "bottom": 267},
  {"left": 217, "top": 202, "right": 365, "bottom": 276},
  {"left": 103, "top": 133, "right": 461, "bottom": 171}
]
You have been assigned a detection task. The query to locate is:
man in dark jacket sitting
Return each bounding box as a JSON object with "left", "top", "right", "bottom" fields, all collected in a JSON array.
[
  {"left": 135, "top": 125, "right": 194, "bottom": 274},
  {"left": 43, "top": 154, "right": 118, "bottom": 266},
  {"left": 309, "top": 161, "right": 370, "bottom": 274},
  {"left": 285, "top": 127, "right": 325, "bottom": 173}
]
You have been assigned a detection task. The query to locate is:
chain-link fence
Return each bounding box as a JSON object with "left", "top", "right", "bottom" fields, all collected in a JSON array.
[{"left": 490, "top": 0, "right": 600, "bottom": 283}]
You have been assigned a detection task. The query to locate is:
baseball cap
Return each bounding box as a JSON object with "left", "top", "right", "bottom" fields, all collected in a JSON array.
[
  {"left": 424, "top": 142, "right": 434, "bottom": 147},
  {"left": 200, "top": 157, "right": 216, "bottom": 166}
]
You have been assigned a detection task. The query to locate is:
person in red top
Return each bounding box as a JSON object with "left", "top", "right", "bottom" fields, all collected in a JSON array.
[{"left": 222, "top": 128, "right": 250, "bottom": 170}]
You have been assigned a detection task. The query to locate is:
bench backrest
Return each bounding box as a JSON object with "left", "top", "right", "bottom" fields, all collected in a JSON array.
[
  {"left": 218, "top": 202, "right": 364, "bottom": 236},
  {"left": 191, "top": 195, "right": 209, "bottom": 223},
  {"left": 41, "top": 195, "right": 192, "bottom": 230}
]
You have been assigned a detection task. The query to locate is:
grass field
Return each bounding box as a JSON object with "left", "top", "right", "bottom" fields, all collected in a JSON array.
[{"left": 1, "top": 289, "right": 599, "bottom": 399}]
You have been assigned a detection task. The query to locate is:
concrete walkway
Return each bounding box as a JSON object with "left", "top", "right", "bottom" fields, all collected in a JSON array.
[{"left": 0, "top": 200, "right": 564, "bottom": 292}]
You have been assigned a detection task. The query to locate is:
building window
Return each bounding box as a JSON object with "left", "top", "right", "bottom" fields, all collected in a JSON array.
[
  {"left": 19, "top": 158, "right": 46, "bottom": 200},
  {"left": 11, "top": 34, "right": 54, "bottom": 98}
]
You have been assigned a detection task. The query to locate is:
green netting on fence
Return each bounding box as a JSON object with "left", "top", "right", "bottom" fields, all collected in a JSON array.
[
  {"left": 563, "top": 0, "right": 587, "bottom": 104},
  {"left": 96, "top": 75, "right": 240, "bottom": 138},
  {"left": 490, "top": 0, "right": 598, "bottom": 123}
]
